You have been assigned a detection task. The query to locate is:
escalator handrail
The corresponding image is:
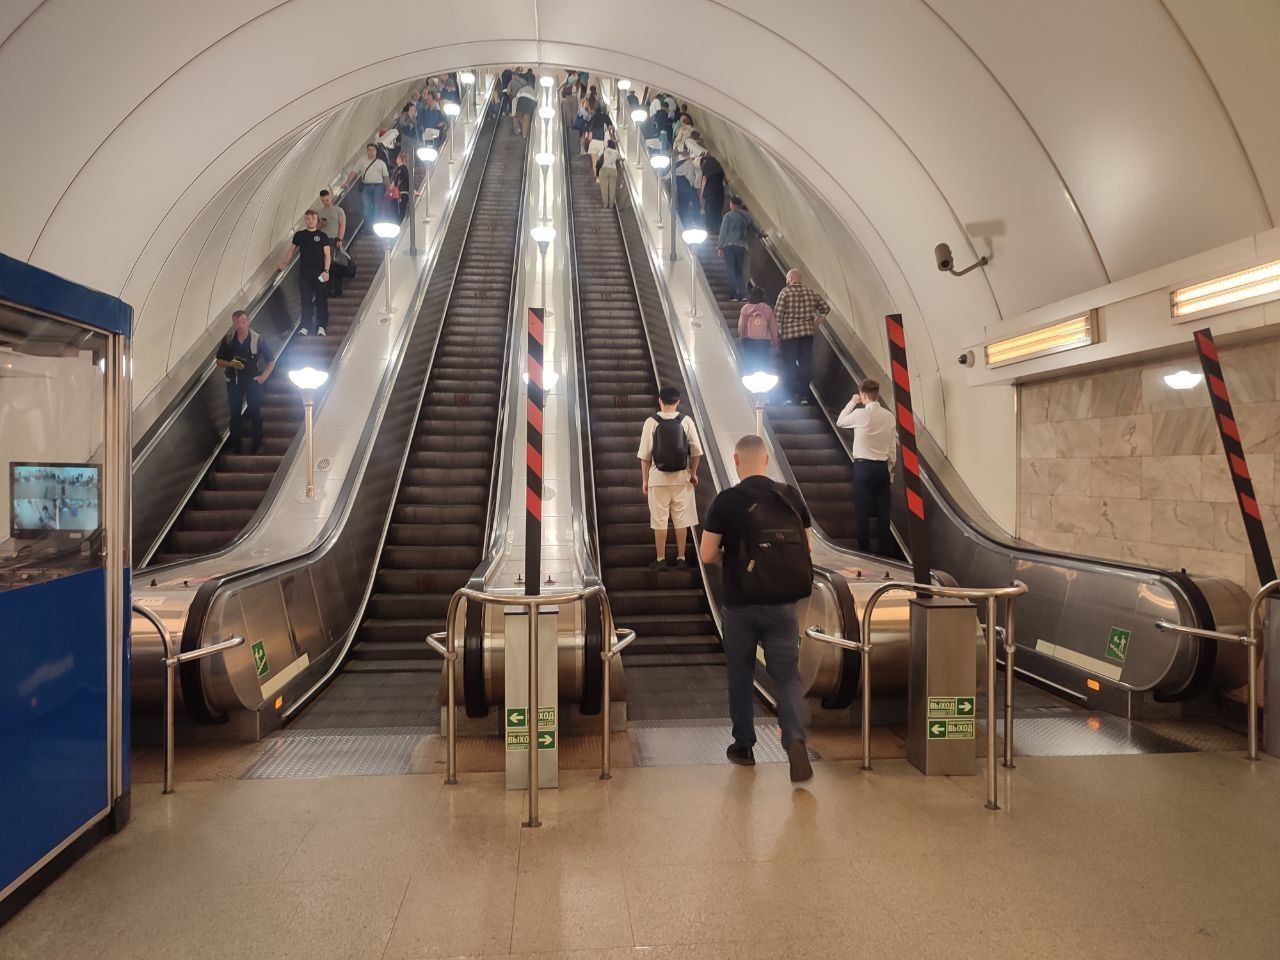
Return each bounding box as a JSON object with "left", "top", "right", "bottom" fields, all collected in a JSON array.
[
  {"left": 752, "top": 232, "right": 1214, "bottom": 625},
  {"left": 468, "top": 117, "right": 533, "bottom": 591},
  {"left": 559, "top": 124, "right": 605, "bottom": 581},
  {"left": 136, "top": 100, "right": 415, "bottom": 571},
  {"left": 177, "top": 104, "right": 501, "bottom": 720}
]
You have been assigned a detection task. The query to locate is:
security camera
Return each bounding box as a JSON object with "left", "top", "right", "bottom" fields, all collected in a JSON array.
[
  {"left": 957, "top": 351, "right": 975, "bottom": 367},
  {"left": 934, "top": 241, "right": 989, "bottom": 278}
]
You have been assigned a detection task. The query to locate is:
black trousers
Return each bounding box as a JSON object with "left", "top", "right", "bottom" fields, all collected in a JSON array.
[
  {"left": 226, "top": 379, "right": 264, "bottom": 452},
  {"left": 779, "top": 335, "right": 813, "bottom": 401},
  {"left": 852, "top": 460, "right": 892, "bottom": 554},
  {"left": 299, "top": 272, "right": 329, "bottom": 333}
]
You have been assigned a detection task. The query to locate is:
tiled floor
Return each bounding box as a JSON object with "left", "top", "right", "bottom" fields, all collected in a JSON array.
[{"left": 3, "top": 751, "right": 1279, "bottom": 959}]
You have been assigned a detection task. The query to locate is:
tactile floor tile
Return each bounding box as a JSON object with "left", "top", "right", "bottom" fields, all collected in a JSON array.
[{"left": 242, "top": 730, "right": 426, "bottom": 779}]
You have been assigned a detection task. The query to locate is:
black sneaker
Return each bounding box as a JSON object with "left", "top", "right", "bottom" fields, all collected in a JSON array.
[
  {"left": 674, "top": 557, "right": 689, "bottom": 570},
  {"left": 726, "top": 743, "right": 756, "bottom": 766},
  {"left": 649, "top": 558, "right": 667, "bottom": 572},
  {"left": 799, "top": 397, "right": 811, "bottom": 406},
  {"left": 786, "top": 740, "right": 813, "bottom": 782}
]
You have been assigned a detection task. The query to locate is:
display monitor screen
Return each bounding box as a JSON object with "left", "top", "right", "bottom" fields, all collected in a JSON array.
[{"left": 10, "top": 462, "right": 101, "bottom": 539}]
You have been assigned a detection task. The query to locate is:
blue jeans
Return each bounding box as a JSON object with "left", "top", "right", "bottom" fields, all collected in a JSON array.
[
  {"left": 722, "top": 603, "right": 807, "bottom": 749},
  {"left": 723, "top": 244, "right": 748, "bottom": 299},
  {"left": 361, "top": 182, "right": 383, "bottom": 227}
]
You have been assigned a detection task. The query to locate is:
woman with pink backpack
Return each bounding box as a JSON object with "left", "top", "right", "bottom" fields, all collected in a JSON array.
[{"left": 737, "top": 286, "right": 779, "bottom": 376}]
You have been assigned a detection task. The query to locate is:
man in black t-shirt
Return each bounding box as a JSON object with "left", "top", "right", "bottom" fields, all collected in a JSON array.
[
  {"left": 275, "top": 209, "right": 332, "bottom": 336},
  {"left": 700, "top": 434, "right": 814, "bottom": 781},
  {"left": 214, "top": 309, "right": 276, "bottom": 454}
]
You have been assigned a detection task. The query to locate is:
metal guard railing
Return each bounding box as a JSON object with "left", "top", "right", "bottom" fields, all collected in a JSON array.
[
  {"left": 805, "top": 580, "right": 1028, "bottom": 811},
  {"left": 428, "top": 585, "right": 634, "bottom": 828},
  {"left": 131, "top": 602, "right": 244, "bottom": 794}
]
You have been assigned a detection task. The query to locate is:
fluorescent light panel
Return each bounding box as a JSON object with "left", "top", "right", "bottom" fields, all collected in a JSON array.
[
  {"left": 1171, "top": 259, "right": 1280, "bottom": 318},
  {"left": 984, "top": 313, "right": 1097, "bottom": 368}
]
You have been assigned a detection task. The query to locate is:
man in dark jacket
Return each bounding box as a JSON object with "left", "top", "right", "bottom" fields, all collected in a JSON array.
[{"left": 214, "top": 310, "right": 276, "bottom": 454}]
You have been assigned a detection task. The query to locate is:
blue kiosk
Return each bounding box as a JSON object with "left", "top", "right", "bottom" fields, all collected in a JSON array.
[{"left": 0, "top": 254, "right": 132, "bottom": 920}]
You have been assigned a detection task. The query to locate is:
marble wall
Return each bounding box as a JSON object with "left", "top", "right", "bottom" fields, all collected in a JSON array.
[{"left": 1017, "top": 337, "right": 1280, "bottom": 591}]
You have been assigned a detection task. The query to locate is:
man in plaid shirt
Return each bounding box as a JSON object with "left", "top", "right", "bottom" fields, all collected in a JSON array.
[{"left": 773, "top": 268, "right": 830, "bottom": 404}]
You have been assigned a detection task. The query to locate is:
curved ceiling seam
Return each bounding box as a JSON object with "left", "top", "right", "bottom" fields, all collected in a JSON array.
[
  {"left": 93, "top": 44, "right": 477, "bottom": 295},
  {"left": 237, "top": 119, "right": 324, "bottom": 292},
  {"left": 27, "top": 0, "right": 298, "bottom": 265},
  {"left": 138, "top": 134, "right": 293, "bottom": 342},
  {"left": 0, "top": 0, "right": 50, "bottom": 57},
  {"left": 201, "top": 120, "right": 333, "bottom": 337},
  {"left": 160, "top": 136, "right": 300, "bottom": 374},
  {"left": 189, "top": 139, "right": 298, "bottom": 359},
  {"left": 1154, "top": 0, "right": 1273, "bottom": 228},
  {"left": 700, "top": 0, "right": 1005, "bottom": 323},
  {"left": 916, "top": 0, "right": 1113, "bottom": 284}
]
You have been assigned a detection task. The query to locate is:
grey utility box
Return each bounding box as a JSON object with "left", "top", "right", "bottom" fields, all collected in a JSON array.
[{"left": 907, "top": 597, "right": 979, "bottom": 776}]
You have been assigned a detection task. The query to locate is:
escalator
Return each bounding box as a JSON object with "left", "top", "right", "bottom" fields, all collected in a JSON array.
[
  {"left": 294, "top": 121, "right": 528, "bottom": 721},
  {"left": 147, "top": 228, "right": 381, "bottom": 566},
  {"left": 692, "top": 245, "right": 898, "bottom": 556},
  {"left": 567, "top": 150, "right": 726, "bottom": 720}
]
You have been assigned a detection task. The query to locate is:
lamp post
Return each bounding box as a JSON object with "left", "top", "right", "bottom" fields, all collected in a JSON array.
[
  {"left": 538, "top": 105, "right": 554, "bottom": 147},
  {"left": 535, "top": 152, "right": 554, "bottom": 222},
  {"left": 288, "top": 366, "right": 330, "bottom": 501},
  {"left": 373, "top": 221, "right": 401, "bottom": 320},
  {"left": 681, "top": 227, "right": 707, "bottom": 317},
  {"left": 539, "top": 74, "right": 554, "bottom": 104},
  {"left": 630, "top": 108, "right": 647, "bottom": 169},
  {"left": 649, "top": 155, "right": 670, "bottom": 226},
  {"left": 460, "top": 70, "right": 476, "bottom": 120},
  {"left": 530, "top": 225, "right": 556, "bottom": 312},
  {"left": 443, "top": 101, "right": 461, "bottom": 162},
  {"left": 742, "top": 371, "right": 779, "bottom": 437},
  {"left": 616, "top": 78, "right": 631, "bottom": 120},
  {"left": 417, "top": 145, "right": 438, "bottom": 226}
]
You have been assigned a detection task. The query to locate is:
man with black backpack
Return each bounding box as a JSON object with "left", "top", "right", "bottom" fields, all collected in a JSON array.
[
  {"left": 700, "top": 434, "right": 814, "bottom": 782},
  {"left": 637, "top": 386, "right": 703, "bottom": 571}
]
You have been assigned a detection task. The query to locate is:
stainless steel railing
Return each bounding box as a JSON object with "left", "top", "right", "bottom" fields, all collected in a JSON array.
[
  {"left": 806, "top": 579, "right": 1027, "bottom": 810},
  {"left": 131, "top": 603, "right": 244, "bottom": 794},
  {"left": 1155, "top": 575, "right": 1276, "bottom": 761},
  {"left": 428, "top": 584, "right": 632, "bottom": 828}
]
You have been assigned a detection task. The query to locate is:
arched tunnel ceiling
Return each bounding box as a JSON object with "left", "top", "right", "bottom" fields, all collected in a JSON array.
[{"left": 2, "top": 0, "right": 1277, "bottom": 530}]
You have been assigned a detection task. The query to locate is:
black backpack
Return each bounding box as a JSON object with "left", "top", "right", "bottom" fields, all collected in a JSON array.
[
  {"left": 738, "top": 482, "right": 813, "bottom": 604},
  {"left": 649, "top": 413, "right": 690, "bottom": 473}
]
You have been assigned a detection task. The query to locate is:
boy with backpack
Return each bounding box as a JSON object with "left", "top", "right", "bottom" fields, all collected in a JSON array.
[
  {"left": 637, "top": 386, "right": 703, "bottom": 571},
  {"left": 700, "top": 434, "right": 814, "bottom": 782}
]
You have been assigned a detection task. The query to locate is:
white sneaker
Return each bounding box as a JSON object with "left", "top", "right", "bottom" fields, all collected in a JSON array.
[
  {"left": 317, "top": 327, "right": 327, "bottom": 337},
  {"left": 299, "top": 328, "right": 309, "bottom": 336}
]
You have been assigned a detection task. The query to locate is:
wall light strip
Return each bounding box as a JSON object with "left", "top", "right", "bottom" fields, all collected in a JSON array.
[
  {"left": 984, "top": 313, "right": 1097, "bottom": 368},
  {"left": 1171, "top": 259, "right": 1280, "bottom": 318}
]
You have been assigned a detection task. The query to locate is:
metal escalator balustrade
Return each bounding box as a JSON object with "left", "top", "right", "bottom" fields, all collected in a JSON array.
[
  {"left": 351, "top": 122, "right": 528, "bottom": 678},
  {"left": 692, "top": 243, "right": 900, "bottom": 556},
  {"left": 148, "top": 229, "right": 381, "bottom": 565},
  {"left": 568, "top": 149, "right": 724, "bottom": 719}
]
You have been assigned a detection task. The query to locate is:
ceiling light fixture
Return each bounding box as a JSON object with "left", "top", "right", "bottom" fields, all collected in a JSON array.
[
  {"left": 1171, "top": 259, "right": 1280, "bottom": 319},
  {"left": 984, "top": 312, "right": 1097, "bottom": 368}
]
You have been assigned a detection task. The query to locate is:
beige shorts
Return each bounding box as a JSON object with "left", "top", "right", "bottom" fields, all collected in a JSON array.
[
  {"left": 648, "top": 484, "right": 696, "bottom": 529},
  {"left": 588, "top": 137, "right": 606, "bottom": 157}
]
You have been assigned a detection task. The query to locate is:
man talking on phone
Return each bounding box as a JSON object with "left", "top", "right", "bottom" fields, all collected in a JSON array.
[{"left": 836, "top": 378, "right": 897, "bottom": 554}]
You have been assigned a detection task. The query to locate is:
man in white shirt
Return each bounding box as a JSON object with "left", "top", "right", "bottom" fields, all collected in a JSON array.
[
  {"left": 637, "top": 386, "right": 703, "bottom": 570},
  {"left": 836, "top": 378, "right": 897, "bottom": 554}
]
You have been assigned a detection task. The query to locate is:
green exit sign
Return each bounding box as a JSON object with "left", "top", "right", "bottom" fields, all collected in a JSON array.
[{"left": 1106, "top": 627, "right": 1131, "bottom": 664}]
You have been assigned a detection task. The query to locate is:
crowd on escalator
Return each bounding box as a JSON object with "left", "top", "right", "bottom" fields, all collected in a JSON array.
[{"left": 214, "top": 74, "right": 463, "bottom": 454}]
